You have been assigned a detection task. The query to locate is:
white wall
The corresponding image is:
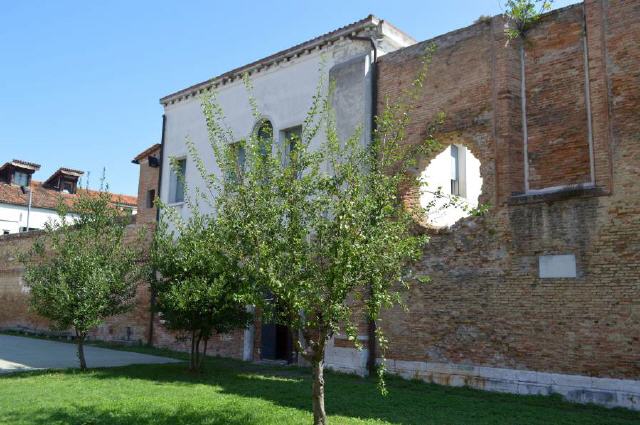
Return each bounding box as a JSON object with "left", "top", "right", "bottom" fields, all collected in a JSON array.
[
  {"left": 0, "top": 203, "right": 76, "bottom": 234},
  {"left": 419, "top": 145, "right": 483, "bottom": 228},
  {"left": 160, "top": 40, "right": 376, "bottom": 220}
]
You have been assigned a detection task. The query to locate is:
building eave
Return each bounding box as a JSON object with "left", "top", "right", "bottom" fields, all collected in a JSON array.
[{"left": 159, "top": 15, "right": 416, "bottom": 107}]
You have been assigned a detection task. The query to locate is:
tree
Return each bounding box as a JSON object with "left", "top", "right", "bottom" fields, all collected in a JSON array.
[
  {"left": 197, "top": 47, "right": 441, "bottom": 424},
  {"left": 21, "top": 189, "right": 142, "bottom": 370},
  {"left": 151, "top": 210, "right": 252, "bottom": 372}
]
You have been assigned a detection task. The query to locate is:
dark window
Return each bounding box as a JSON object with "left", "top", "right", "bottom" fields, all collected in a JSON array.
[
  {"left": 146, "top": 189, "right": 156, "bottom": 209},
  {"left": 13, "top": 171, "right": 29, "bottom": 187},
  {"left": 61, "top": 179, "right": 75, "bottom": 194},
  {"left": 256, "top": 120, "right": 273, "bottom": 157},
  {"left": 226, "top": 142, "right": 246, "bottom": 183},
  {"left": 237, "top": 143, "right": 246, "bottom": 172},
  {"left": 2, "top": 230, "right": 9, "bottom": 235},
  {"left": 283, "top": 126, "right": 302, "bottom": 165},
  {"left": 169, "top": 158, "right": 186, "bottom": 204},
  {"left": 450, "top": 145, "right": 460, "bottom": 196}
]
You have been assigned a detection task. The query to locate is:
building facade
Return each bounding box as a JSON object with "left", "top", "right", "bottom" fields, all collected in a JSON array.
[
  {"left": 1, "top": 0, "right": 638, "bottom": 410},
  {"left": 154, "top": 1, "right": 639, "bottom": 409}
]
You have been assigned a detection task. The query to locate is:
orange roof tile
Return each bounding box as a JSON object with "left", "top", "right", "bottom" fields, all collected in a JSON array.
[{"left": 0, "top": 181, "right": 137, "bottom": 211}]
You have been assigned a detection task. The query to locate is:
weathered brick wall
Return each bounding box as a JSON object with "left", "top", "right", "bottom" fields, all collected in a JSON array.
[
  {"left": 376, "top": 0, "right": 639, "bottom": 381},
  {"left": 525, "top": 6, "right": 592, "bottom": 189},
  {"left": 0, "top": 231, "right": 49, "bottom": 332},
  {"left": 135, "top": 148, "right": 160, "bottom": 226},
  {"left": 0, "top": 217, "right": 246, "bottom": 358},
  {"left": 0, "top": 225, "right": 155, "bottom": 344}
]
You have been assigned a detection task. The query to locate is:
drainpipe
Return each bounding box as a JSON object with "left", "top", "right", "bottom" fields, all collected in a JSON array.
[
  {"left": 20, "top": 186, "right": 32, "bottom": 232},
  {"left": 147, "top": 114, "right": 166, "bottom": 346},
  {"left": 349, "top": 34, "right": 379, "bottom": 376},
  {"left": 348, "top": 35, "right": 378, "bottom": 145}
]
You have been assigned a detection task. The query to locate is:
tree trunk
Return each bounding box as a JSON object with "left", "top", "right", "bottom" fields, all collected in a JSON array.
[
  {"left": 75, "top": 330, "right": 87, "bottom": 371},
  {"left": 312, "top": 358, "right": 327, "bottom": 425},
  {"left": 199, "top": 337, "right": 209, "bottom": 370},
  {"left": 190, "top": 330, "right": 197, "bottom": 371}
]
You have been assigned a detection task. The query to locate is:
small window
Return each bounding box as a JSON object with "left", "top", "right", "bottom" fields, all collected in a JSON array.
[
  {"left": 61, "top": 179, "right": 76, "bottom": 194},
  {"left": 2, "top": 230, "right": 9, "bottom": 235},
  {"left": 256, "top": 120, "right": 273, "bottom": 157},
  {"left": 146, "top": 189, "right": 156, "bottom": 209},
  {"left": 13, "top": 171, "right": 29, "bottom": 187},
  {"left": 450, "top": 145, "right": 460, "bottom": 196},
  {"left": 236, "top": 143, "right": 246, "bottom": 172},
  {"left": 283, "top": 126, "right": 302, "bottom": 165},
  {"left": 226, "top": 142, "right": 246, "bottom": 183},
  {"left": 168, "top": 158, "right": 186, "bottom": 204}
]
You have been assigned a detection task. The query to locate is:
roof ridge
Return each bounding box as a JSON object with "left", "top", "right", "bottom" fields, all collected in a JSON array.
[{"left": 160, "top": 14, "right": 408, "bottom": 105}]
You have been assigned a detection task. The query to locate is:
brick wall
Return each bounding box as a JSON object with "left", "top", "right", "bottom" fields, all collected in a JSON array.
[
  {"left": 135, "top": 147, "right": 160, "bottom": 226},
  {"left": 0, "top": 142, "right": 248, "bottom": 359},
  {"left": 376, "top": 0, "right": 639, "bottom": 384}
]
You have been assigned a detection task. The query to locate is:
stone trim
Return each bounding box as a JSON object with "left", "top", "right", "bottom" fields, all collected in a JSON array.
[{"left": 382, "top": 359, "right": 640, "bottom": 411}]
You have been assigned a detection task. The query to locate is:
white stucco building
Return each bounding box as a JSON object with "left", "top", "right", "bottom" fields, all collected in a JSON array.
[{"left": 158, "top": 15, "right": 416, "bottom": 371}]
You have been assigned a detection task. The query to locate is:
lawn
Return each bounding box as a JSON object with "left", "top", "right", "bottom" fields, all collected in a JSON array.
[{"left": 0, "top": 343, "right": 638, "bottom": 425}]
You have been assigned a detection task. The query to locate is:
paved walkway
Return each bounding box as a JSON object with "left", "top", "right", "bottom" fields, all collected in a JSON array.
[{"left": 0, "top": 334, "right": 180, "bottom": 374}]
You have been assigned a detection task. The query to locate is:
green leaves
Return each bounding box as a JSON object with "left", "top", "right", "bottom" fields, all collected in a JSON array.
[
  {"left": 21, "top": 189, "right": 143, "bottom": 337},
  {"left": 504, "top": 0, "right": 554, "bottom": 39}
]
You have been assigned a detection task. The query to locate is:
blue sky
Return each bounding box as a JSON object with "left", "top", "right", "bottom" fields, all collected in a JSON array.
[{"left": 0, "top": 0, "right": 578, "bottom": 196}]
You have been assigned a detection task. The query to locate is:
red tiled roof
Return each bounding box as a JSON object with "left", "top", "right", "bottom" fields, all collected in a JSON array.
[
  {"left": 0, "top": 181, "right": 137, "bottom": 210},
  {"left": 0, "top": 159, "right": 41, "bottom": 173},
  {"left": 132, "top": 144, "right": 161, "bottom": 164}
]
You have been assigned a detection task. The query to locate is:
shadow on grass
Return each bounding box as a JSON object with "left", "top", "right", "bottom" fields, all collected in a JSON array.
[
  {"left": 0, "top": 403, "right": 260, "bottom": 425},
  {"left": 5, "top": 355, "right": 638, "bottom": 425}
]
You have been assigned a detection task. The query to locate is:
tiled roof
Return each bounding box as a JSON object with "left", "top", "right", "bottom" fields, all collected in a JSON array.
[
  {"left": 43, "top": 167, "right": 85, "bottom": 187},
  {"left": 132, "top": 144, "right": 161, "bottom": 164},
  {"left": 0, "top": 160, "right": 41, "bottom": 173},
  {"left": 160, "top": 15, "right": 414, "bottom": 105},
  {"left": 0, "top": 180, "right": 137, "bottom": 210}
]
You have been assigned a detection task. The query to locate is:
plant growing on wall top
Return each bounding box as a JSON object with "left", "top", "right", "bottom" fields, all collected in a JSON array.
[{"left": 504, "top": 0, "right": 553, "bottom": 40}]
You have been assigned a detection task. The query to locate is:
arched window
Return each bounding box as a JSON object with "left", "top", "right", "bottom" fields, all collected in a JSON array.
[{"left": 255, "top": 120, "right": 273, "bottom": 157}]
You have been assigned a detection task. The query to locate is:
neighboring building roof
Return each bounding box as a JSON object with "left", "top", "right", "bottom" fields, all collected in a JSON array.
[
  {"left": 132, "top": 144, "right": 161, "bottom": 164},
  {"left": 0, "top": 159, "right": 41, "bottom": 173},
  {"left": 0, "top": 180, "right": 137, "bottom": 210},
  {"left": 43, "top": 167, "right": 85, "bottom": 187},
  {"left": 160, "top": 15, "right": 415, "bottom": 106}
]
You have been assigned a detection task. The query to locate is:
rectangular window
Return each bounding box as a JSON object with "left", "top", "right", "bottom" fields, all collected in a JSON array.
[
  {"left": 226, "top": 142, "right": 246, "bottom": 183},
  {"left": 2, "top": 230, "right": 9, "bottom": 235},
  {"left": 146, "top": 189, "right": 156, "bottom": 209},
  {"left": 61, "top": 179, "right": 75, "bottom": 194},
  {"left": 237, "top": 143, "right": 246, "bottom": 172},
  {"left": 168, "top": 158, "right": 186, "bottom": 204},
  {"left": 283, "top": 126, "right": 302, "bottom": 166},
  {"left": 13, "top": 171, "right": 29, "bottom": 187},
  {"left": 450, "top": 145, "right": 460, "bottom": 196}
]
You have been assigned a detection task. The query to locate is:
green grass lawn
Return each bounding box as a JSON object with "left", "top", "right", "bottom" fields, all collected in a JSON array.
[{"left": 0, "top": 342, "right": 638, "bottom": 425}]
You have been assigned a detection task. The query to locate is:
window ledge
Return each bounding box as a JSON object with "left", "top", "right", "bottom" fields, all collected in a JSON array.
[
  {"left": 167, "top": 201, "right": 185, "bottom": 208},
  {"left": 508, "top": 184, "right": 607, "bottom": 206}
]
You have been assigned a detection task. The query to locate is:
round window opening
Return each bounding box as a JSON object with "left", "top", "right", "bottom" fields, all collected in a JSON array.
[{"left": 419, "top": 144, "right": 483, "bottom": 228}]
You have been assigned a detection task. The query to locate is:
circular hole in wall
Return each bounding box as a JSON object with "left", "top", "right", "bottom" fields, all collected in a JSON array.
[{"left": 419, "top": 143, "right": 483, "bottom": 229}]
